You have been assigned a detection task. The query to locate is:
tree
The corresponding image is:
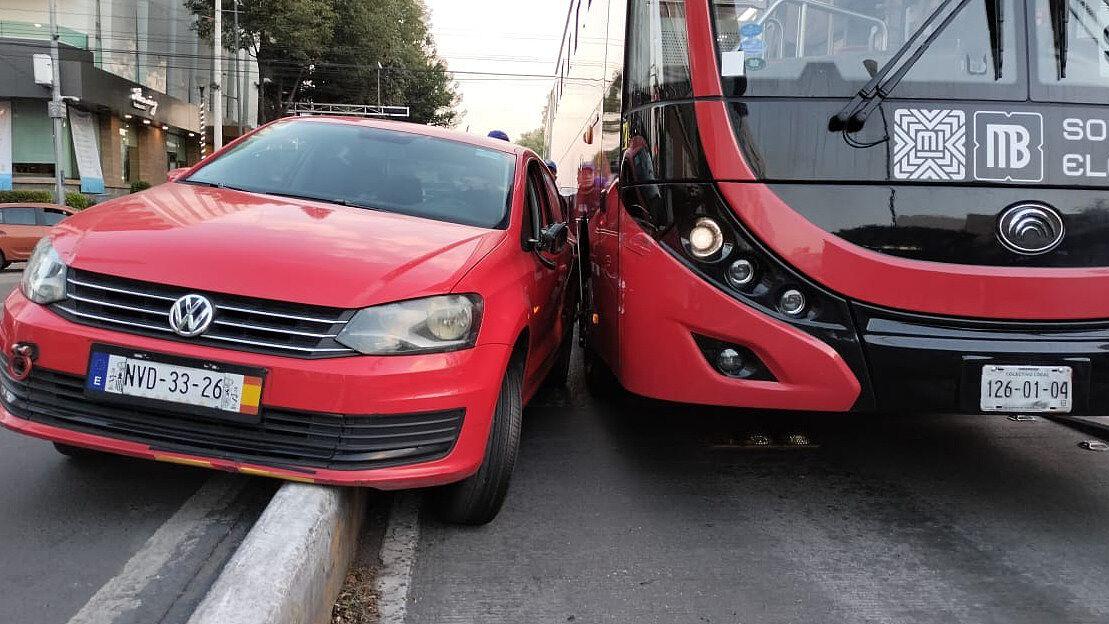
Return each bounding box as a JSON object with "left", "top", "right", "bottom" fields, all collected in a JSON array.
[
  {"left": 185, "top": 0, "right": 459, "bottom": 126},
  {"left": 185, "top": 0, "right": 337, "bottom": 124},
  {"left": 517, "top": 126, "right": 546, "bottom": 156},
  {"left": 306, "top": 0, "right": 459, "bottom": 126}
]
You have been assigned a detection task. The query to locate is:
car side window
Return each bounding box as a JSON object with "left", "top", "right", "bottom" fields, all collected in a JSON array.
[
  {"left": 521, "top": 170, "right": 540, "bottom": 247},
  {"left": 540, "top": 170, "right": 564, "bottom": 224},
  {"left": 4, "top": 208, "right": 36, "bottom": 225},
  {"left": 41, "top": 209, "right": 67, "bottom": 226},
  {"left": 528, "top": 162, "right": 554, "bottom": 229}
]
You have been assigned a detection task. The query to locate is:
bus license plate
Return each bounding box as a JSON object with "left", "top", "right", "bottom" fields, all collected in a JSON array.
[
  {"left": 86, "top": 350, "right": 263, "bottom": 416},
  {"left": 980, "top": 365, "right": 1072, "bottom": 413}
]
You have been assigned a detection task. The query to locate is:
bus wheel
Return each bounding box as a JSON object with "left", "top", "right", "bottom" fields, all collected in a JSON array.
[{"left": 430, "top": 358, "right": 523, "bottom": 526}]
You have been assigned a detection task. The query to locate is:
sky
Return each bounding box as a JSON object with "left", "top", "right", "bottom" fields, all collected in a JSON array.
[{"left": 426, "top": 0, "right": 571, "bottom": 141}]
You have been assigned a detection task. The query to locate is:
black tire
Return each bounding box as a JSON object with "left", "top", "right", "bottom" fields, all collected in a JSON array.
[
  {"left": 431, "top": 358, "right": 524, "bottom": 525},
  {"left": 0, "top": 251, "right": 9, "bottom": 270},
  {"left": 52, "top": 442, "right": 99, "bottom": 459}
]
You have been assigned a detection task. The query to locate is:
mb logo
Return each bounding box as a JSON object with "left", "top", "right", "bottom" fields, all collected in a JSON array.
[{"left": 974, "top": 111, "right": 1044, "bottom": 182}]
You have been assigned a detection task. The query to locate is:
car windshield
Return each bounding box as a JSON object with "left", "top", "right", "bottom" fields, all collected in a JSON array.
[{"left": 185, "top": 121, "right": 516, "bottom": 229}]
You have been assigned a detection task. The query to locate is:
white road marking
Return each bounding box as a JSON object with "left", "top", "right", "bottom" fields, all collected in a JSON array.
[
  {"left": 375, "top": 494, "right": 421, "bottom": 624},
  {"left": 66, "top": 474, "right": 247, "bottom": 624}
]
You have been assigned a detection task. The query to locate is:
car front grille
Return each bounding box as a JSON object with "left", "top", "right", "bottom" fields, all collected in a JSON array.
[
  {"left": 51, "top": 268, "right": 359, "bottom": 359},
  {"left": 1, "top": 364, "right": 465, "bottom": 472}
]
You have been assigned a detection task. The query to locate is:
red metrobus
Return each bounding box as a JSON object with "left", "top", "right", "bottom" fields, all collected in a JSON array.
[{"left": 549, "top": 0, "right": 1108, "bottom": 415}]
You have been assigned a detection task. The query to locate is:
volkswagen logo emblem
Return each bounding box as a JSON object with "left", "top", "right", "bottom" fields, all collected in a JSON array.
[
  {"left": 997, "top": 203, "right": 1065, "bottom": 256},
  {"left": 168, "top": 294, "right": 214, "bottom": 337}
]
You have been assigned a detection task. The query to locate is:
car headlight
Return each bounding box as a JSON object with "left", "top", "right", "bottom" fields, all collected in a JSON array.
[
  {"left": 21, "top": 239, "right": 67, "bottom": 304},
  {"left": 336, "top": 294, "right": 482, "bottom": 355}
]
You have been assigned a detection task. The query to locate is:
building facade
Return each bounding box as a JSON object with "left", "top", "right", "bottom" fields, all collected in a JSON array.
[{"left": 0, "top": 0, "right": 258, "bottom": 199}]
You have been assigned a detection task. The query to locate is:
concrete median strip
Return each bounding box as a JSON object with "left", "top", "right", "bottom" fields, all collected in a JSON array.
[{"left": 188, "top": 482, "right": 367, "bottom": 624}]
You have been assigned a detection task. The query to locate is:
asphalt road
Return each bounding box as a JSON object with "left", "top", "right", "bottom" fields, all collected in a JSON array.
[
  {"left": 404, "top": 354, "right": 1109, "bottom": 624},
  {"left": 0, "top": 267, "right": 275, "bottom": 624}
]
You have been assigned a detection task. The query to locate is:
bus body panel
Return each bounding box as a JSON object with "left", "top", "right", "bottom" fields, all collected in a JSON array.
[
  {"left": 616, "top": 206, "right": 862, "bottom": 410},
  {"left": 551, "top": 0, "right": 1109, "bottom": 413}
]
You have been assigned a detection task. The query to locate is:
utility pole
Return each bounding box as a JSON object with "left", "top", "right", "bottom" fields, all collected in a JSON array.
[
  {"left": 377, "top": 62, "right": 383, "bottom": 110},
  {"left": 47, "top": 0, "right": 66, "bottom": 204},
  {"left": 233, "top": 0, "right": 243, "bottom": 135},
  {"left": 212, "top": 0, "right": 223, "bottom": 151}
]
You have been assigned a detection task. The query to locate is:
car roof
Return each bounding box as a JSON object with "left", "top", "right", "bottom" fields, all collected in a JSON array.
[
  {"left": 0, "top": 203, "right": 71, "bottom": 211},
  {"left": 272, "top": 116, "right": 536, "bottom": 158}
]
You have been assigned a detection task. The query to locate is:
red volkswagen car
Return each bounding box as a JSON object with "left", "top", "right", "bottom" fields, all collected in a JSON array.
[{"left": 0, "top": 118, "right": 575, "bottom": 525}]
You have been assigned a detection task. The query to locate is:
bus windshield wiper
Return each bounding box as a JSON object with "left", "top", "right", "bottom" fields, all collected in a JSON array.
[
  {"left": 829, "top": 0, "right": 979, "bottom": 133},
  {"left": 1050, "top": 0, "right": 1070, "bottom": 79},
  {"left": 985, "top": 0, "right": 1004, "bottom": 80}
]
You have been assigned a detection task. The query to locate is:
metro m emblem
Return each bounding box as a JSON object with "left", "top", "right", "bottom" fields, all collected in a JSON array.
[
  {"left": 892, "top": 109, "right": 967, "bottom": 181},
  {"left": 974, "top": 111, "right": 1044, "bottom": 182}
]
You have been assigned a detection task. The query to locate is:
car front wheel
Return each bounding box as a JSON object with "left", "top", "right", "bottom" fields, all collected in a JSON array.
[{"left": 430, "top": 357, "right": 523, "bottom": 526}]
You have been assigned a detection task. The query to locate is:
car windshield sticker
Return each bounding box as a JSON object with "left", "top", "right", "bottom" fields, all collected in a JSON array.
[
  {"left": 892, "top": 109, "right": 967, "bottom": 181},
  {"left": 746, "top": 57, "right": 767, "bottom": 71},
  {"left": 740, "top": 22, "right": 763, "bottom": 38},
  {"left": 721, "top": 50, "right": 747, "bottom": 77}
]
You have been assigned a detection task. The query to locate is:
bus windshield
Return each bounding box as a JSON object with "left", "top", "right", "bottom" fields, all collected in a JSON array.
[{"left": 710, "top": 0, "right": 1109, "bottom": 100}]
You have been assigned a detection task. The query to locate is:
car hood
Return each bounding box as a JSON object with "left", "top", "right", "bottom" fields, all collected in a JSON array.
[{"left": 52, "top": 184, "right": 506, "bottom": 309}]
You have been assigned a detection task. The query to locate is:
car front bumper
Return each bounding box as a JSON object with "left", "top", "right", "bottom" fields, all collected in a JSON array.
[{"left": 0, "top": 290, "right": 510, "bottom": 489}]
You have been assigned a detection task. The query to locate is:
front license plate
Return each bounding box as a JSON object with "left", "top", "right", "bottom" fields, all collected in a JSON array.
[
  {"left": 980, "top": 365, "right": 1073, "bottom": 413},
  {"left": 86, "top": 346, "right": 264, "bottom": 417}
]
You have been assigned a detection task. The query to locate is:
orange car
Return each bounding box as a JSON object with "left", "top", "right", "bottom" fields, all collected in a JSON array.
[{"left": 0, "top": 204, "right": 74, "bottom": 268}]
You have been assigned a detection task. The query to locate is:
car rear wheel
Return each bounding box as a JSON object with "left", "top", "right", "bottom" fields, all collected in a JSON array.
[
  {"left": 52, "top": 442, "right": 100, "bottom": 460},
  {"left": 430, "top": 358, "right": 523, "bottom": 526},
  {"left": 0, "top": 251, "right": 9, "bottom": 270}
]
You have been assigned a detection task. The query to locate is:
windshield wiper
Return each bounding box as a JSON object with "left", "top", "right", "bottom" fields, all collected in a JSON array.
[
  {"left": 829, "top": 0, "right": 978, "bottom": 133},
  {"left": 181, "top": 179, "right": 255, "bottom": 193},
  {"left": 249, "top": 190, "right": 381, "bottom": 211},
  {"left": 1049, "top": 0, "right": 1069, "bottom": 78},
  {"left": 985, "top": 0, "right": 1004, "bottom": 80}
]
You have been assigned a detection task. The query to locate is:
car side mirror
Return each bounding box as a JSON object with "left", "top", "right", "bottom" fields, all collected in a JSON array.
[
  {"left": 165, "top": 167, "right": 190, "bottom": 183},
  {"left": 536, "top": 222, "right": 569, "bottom": 253}
]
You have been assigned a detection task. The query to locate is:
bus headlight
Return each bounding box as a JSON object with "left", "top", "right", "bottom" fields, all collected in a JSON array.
[
  {"left": 686, "top": 218, "right": 725, "bottom": 259},
  {"left": 626, "top": 183, "right": 852, "bottom": 329},
  {"left": 726, "top": 258, "right": 756, "bottom": 288},
  {"left": 778, "top": 289, "right": 807, "bottom": 316}
]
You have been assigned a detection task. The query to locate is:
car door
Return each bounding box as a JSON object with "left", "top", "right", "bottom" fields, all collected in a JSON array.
[
  {"left": 539, "top": 165, "right": 577, "bottom": 351},
  {"left": 1, "top": 207, "right": 43, "bottom": 261},
  {"left": 522, "top": 160, "right": 572, "bottom": 383}
]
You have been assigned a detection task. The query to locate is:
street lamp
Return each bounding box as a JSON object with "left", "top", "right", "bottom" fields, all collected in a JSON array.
[{"left": 377, "top": 62, "right": 384, "bottom": 110}]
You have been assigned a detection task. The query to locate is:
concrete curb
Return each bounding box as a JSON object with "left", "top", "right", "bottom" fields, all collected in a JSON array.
[{"left": 187, "top": 483, "right": 367, "bottom": 624}]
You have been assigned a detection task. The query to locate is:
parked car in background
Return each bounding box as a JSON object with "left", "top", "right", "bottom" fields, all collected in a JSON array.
[
  {"left": 0, "top": 204, "right": 73, "bottom": 269},
  {"left": 0, "top": 117, "right": 576, "bottom": 525}
]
